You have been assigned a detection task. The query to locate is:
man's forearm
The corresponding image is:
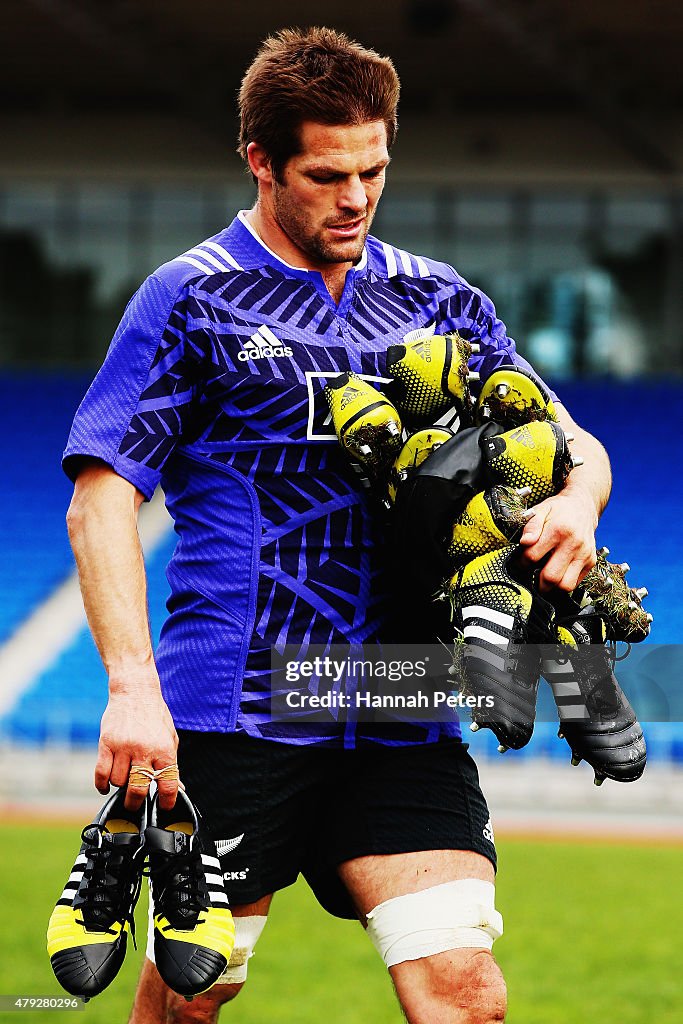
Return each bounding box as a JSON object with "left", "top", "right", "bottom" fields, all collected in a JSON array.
[
  {"left": 555, "top": 405, "right": 612, "bottom": 524},
  {"left": 67, "top": 463, "right": 178, "bottom": 807},
  {"left": 519, "top": 405, "right": 611, "bottom": 590},
  {"left": 67, "top": 464, "right": 157, "bottom": 687}
]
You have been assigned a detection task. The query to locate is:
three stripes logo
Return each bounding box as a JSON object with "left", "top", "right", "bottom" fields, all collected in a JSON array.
[
  {"left": 238, "top": 324, "right": 293, "bottom": 362},
  {"left": 340, "top": 385, "right": 361, "bottom": 410},
  {"left": 411, "top": 339, "right": 432, "bottom": 363}
]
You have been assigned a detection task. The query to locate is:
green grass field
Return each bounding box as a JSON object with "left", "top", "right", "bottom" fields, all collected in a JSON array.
[{"left": 1, "top": 822, "right": 681, "bottom": 1023}]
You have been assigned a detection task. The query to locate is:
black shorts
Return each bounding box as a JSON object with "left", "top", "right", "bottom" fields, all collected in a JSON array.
[{"left": 177, "top": 731, "right": 496, "bottom": 920}]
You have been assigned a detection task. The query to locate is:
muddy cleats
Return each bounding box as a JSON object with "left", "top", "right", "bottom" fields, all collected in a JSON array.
[
  {"left": 385, "top": 329, "right": 477, "bottom": 427},
  {"left": 447, "top": 485, "right": 531, "bottom": 566},
  {"left": 475, "top": 364, "right": 559, "bottom": 427},
  {"left": 573, "top": 551, "right": 652, "bottom": 642},
  {"left": 386, "top": 427, "right": 453, "bottom": 504},
  {"left": 481, "top": 420, "right": 575, "bottom": 504},
  {"left": 324, "top": 371, "right": 403, "bottom": 474}
]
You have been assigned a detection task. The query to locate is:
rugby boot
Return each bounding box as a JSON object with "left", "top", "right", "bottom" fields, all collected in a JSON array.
[
  {"left": 447, "top": 485, "right": 531, "bottom": 566},
  {"left": 573, "top": 547, "right": 652, "bottom": 643},
  {"left": 543, "top": 598, "right": 647, "bottom": 785},
  {"left": 481, "top": 420, "right": 580, "bottom": 505},
  {"left": 386, "top": 426, "right": 453, "bottom": 505},
  {"left": 146, "top": 789, "right": 235, "bottom": 997},
  {"left": 47, "top": 788, "right": 146, "bottom": 998},
  {"left": 446, "top": 545, "right": 556, "bottom": 750},
  {"left": 475, "top": 364, "right": 559, "bottom": 427},
  {"left": 385, "top": 328, "right": 479, "bottom": 427},
  {"left": 325, "top": 371, "right": 403, "bottom": 474}
]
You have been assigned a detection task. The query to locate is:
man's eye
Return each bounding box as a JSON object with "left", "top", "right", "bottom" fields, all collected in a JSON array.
[
  {"left": 362, "top": 170, "right": 383, "bottom": 180},
  {"left": 310, "top": 175, "right": 336, "bottom": 184}
]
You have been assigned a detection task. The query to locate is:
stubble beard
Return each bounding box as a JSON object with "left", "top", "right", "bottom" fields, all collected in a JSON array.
[{"left": 272, "top": 184, "right": 373, "bottom": 266}]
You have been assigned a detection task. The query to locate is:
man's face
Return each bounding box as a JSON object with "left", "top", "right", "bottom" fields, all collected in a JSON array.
[{"left": 270, "top": 120, "right": 390, "bottom": 267}]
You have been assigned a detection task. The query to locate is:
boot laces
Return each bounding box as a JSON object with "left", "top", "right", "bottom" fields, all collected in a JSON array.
[
  {"left": 555, "top": 606, "right": 632, "bottom": 711},
  {"left": 146, "top": 838, "right": 209, "bottom": 932},
  {"left": 75, "top": 824, "right": 142, "bottom": 946}
]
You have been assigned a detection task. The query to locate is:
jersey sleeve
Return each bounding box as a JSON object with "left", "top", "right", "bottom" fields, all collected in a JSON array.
[
  {"left": 439, "top": 268, "right": 560, "bottom": 405},
  {"left": 63, "top": 273, "right": 202, "bottom": 499}
]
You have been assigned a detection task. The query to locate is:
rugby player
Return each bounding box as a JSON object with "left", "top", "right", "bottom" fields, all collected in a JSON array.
[{"left": 63, "top": 27, "right": 611, "bottom": 1024}]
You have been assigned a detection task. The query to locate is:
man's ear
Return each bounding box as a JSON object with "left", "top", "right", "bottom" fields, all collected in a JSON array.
[{"left": 247, "top": 142, "right": 274, "bottom": 185}]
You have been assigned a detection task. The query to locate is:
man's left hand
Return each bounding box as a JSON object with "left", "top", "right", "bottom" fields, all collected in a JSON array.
[{"left": 519, "top": 488, "right": 598, "bottom": 592}]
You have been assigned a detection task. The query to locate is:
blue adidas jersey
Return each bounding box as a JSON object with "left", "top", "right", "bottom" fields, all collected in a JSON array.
[{"left": 64, "top": 212, "right": 557, "bottom": 747}]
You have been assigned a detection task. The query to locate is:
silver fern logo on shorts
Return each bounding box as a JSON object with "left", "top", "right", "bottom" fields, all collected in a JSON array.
[{"left": 215, "top": 833, "right": 245, "bottom": 857}]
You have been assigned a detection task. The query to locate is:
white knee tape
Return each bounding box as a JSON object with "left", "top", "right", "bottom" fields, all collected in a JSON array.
[
  {"left": 145, "top": 885, "right": 267, "bottom": 985},
  {"left": 365, "top": 879, "right": 504, "bottom": 968},
  {"left": 216, "top": 915, "right": 268, "bottom": 984}
]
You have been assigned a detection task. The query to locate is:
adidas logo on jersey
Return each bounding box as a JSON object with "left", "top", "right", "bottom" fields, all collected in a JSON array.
[{"left": 238, "top": 325, "right": 293, "bottom": 362}]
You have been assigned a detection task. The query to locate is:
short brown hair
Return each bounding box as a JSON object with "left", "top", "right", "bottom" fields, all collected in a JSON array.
[{"left": 238, "top": 27, "right": 400, "bottom": 180}]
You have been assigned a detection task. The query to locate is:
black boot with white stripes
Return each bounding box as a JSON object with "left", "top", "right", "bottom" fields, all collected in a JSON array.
[
  {"left": 447, "top": 545, "right": 556, "bottom": 751},
  {"left": 543, "top": 600, "right": 647, "bottom": 785},
  {"left": 146, "top": 789, "right": 235, "bottom": 997}
]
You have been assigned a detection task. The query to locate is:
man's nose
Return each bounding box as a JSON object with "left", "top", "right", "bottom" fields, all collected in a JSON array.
[{"left": 338, "top": 176, "right": 367, "bottom": 212}]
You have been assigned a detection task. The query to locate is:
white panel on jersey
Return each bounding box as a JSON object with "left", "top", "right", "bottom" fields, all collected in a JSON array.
[
  {"left": 185, "top": 247, "right": 234, "bottom": 273},
  {"left": 176, "top": 255, "right": 218, "bottom": 276},
  {"left": 382, "top": 243, "right": 398, "bottom": 278},
  {"left": 398, "top": 249, "right": 413, "bottom": 275},
  {"left": 201, "top": 241, "right": 243, "bottom": 270}
]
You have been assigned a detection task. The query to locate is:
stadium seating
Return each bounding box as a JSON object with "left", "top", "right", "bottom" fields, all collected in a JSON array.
[{"left": 0, "top": 373, "right": 88, "bottom": 644}]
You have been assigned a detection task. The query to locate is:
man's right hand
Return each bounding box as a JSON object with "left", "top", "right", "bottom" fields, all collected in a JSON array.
[{"left": 95, "top": 681, "right": 179, "bottom": 812}]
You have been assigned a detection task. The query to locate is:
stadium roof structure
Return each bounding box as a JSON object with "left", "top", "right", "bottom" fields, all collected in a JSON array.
[{"left": 2, "top": 0, "right": 683, "bottom": 178}]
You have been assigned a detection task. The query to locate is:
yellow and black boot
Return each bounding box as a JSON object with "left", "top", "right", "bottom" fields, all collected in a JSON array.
[
  {"left": 386, "top": 427, "right": 453, "bottom": 505},
  {"left": 47, "top": 788, "right": 146, "bottom": 998},
  {"left": 385, "top": 329, "right": 479, "bottom": 427},
  {"left": 543, "top": 598, "right": 647, "bottom": 785},
  {"left": 475, "top": 364, "right": 559, "bottom": 427},
  {"left": 325, "top": 371, "right": 403, "bottom": 474},
  {"left": 146, "top": 788, "right": 235, "bottom": 998},
  {"left": 447, "top": 545, "right": 556, "bottom": 750},
  {"left": 481, "top": 420, "right": 579, "bottom": 504},
  {"left": 447, "top": 486, "right": 531, "bottom": 566}
]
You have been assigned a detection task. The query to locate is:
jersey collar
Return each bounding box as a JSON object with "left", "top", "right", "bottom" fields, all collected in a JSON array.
[{"left": 235, "top": 210, "right": 368, "bottom": 281}]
